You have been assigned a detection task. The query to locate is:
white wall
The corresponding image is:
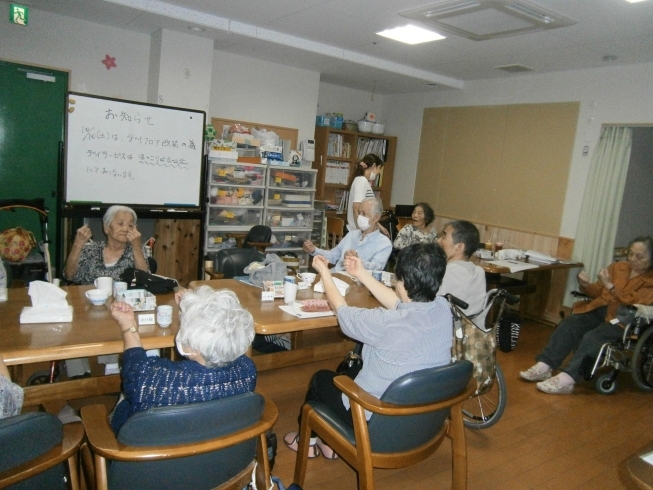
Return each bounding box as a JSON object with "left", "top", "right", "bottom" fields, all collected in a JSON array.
[
  {"left": 0, "top": 2, "right": 150, "bottom": 102},
  {"left": 317, "top": 82, "right": 385, "bottom": 126},
  {"left": 209, "top": 51, "right": 320, "bottom": 148},
  {"left": 383, "top": 62, "right": 653, "bottom": 239}
]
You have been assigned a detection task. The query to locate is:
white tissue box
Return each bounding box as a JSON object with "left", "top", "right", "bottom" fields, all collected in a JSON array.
[
  {"left": 314, "top": 277, "right": 349, "bottom": 296},
  {"left": 20, "top": 305, "right": 74, "bottom": 324},
  {"left": 115, "top": 289, "right": 157, "bottom": 311}
]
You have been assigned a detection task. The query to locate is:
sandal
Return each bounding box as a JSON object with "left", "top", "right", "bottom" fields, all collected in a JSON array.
[
  {"left": 315, "top": 437, "right": 339, "bottom": 460},
  {"left": 283, "top": 432, "right": 320, "bottom": 459}
]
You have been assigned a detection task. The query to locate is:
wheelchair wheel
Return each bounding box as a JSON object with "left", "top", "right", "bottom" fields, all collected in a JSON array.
[
  {"left": 595, "top": 373, "right": 618, "bottom": 395},
  {"left": 462, "top": 363, "right": 507, "bottom": 429},
  {"left": 26, "top": 370, "right": 55, "bottom": 385},
  {"left": 632, "top": 326, "right": 653, "bottom": 391}
]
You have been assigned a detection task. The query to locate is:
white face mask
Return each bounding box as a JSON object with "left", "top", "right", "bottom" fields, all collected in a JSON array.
[
  {"left": 357, "top": 214, "right": 371, "bottom": 231},
  {"left": 369, "top": 171, "right": 376, "bottom": 181},
  {"left": 176, "top": 339, "right": 193, "bottom": 357}
]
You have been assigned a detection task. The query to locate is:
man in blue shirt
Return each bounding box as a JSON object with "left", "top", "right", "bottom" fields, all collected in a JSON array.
[{"left": 303, "top": 197, "right": 392, "bottom": 272}]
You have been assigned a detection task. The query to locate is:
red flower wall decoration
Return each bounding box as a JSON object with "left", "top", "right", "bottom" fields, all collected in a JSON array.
[{"left": 102, "top": 55, "right": 117, "bottom": 70}]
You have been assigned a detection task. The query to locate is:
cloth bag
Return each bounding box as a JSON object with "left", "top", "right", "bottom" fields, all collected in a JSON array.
[
  {"left": 452, "top": 316, "right": 497, "bottom": 395},
  {"left": 244, "top": 254, "right": 288, "bottom": 287},
  {"left": 119, "top": 268, "right": 179, "bottom": 294},
  {"left": 496, "top": 310, "right": 521, "bottom": 353},
  {"left": 0, "top": 227, "right": 36, "bottom": 262}
]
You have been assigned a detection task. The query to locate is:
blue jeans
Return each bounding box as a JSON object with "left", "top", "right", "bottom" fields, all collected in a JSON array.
[{"left": 536, "top": 306, "right": 624, "bottom": 382}]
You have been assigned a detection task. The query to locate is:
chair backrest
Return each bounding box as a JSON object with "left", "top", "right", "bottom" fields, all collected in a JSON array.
[
  {"left": 243, "top": 225, "right": 272, "bottom": 248},
  {"left": 110, "top": 392, "right": 265, "bottom": 490},
  {"left": 213, "top": 248, "right": 265, "bottom": 278},
  {"left": 367, "top": 360, "right": 473, "bottom": 453},
  {"left": 147, "top": 256, "right": 157, "bottom": 274},
  {"left": 326, "top": 217, "right": 344, "bottom": 249},
  {"left": 0, "top": 412, "right": 67, "bottom": 489}
]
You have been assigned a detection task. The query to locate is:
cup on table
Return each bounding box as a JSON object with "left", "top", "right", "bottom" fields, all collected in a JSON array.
[
  {"left": 86, "top": 289, "right": 110, "bottom": 306},
  {"left": 284, "top": 282, "right": 298, "bottom": 304},
  {"left": 94, "top": 276, "right": 113, "bottom": 296},
  {"left": 113, "top": 281, "right": 128, "bottom": 299},
  {"left": 156, "top": 305, "right": 173, "bottom": 328},
  {"left": 284, "top": 275, "right": 295, "bottom": 284},
  {"left": 52, "top": 278, "right": 61, "bottom": 287}
]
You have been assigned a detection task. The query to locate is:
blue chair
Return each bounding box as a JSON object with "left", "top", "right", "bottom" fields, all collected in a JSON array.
[
  {"left": 0, "top": 412, "right": 84, "bottom": 489},
  {"left": 293, "top": 361, "right": 475, "bottom": 490},
  {"left": 81, "top": 392, "right": 277, "bottom": 490}
]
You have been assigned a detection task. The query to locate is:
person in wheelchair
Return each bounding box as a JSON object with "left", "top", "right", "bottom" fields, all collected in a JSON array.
[
  {"left": 521, "top": 235, "right": 653, "bottom": 394},
  {"left": 284, "top": 243, "right": 452, "bottom": 460},
  {"left": 437, "top": 220, "right": 487, "bottom": 326},
  {"left": 393, "top": 202, "right": 438, "bottom": 250}
]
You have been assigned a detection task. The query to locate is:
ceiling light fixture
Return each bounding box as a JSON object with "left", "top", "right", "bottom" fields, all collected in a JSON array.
[
  {"left": 376, "top": 24, "right": 446, "bottom": 45},
  {"left": 625, "top": 0, "right": 648, "bottom": 3},
  {"left": 188, "top": 26, "right": 205, "bottom": 32}
]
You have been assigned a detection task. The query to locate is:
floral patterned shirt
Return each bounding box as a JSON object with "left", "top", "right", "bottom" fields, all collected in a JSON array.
[
  {"left": 0, "top": 375, "right": 23, "bottom": 419},
  {"left": 67, "top": 241, "right": 148, "bottom": 285},
  {"left": 393, "top": 224, "right": 438, "bottom": 250}
]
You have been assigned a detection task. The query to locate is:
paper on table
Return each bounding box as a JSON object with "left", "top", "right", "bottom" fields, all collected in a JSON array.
[
  {"left": 279, "top": 304, "right": 335, "bottom": 319},
  {"left": 641, "top": 450, "right": 653, "bottom": 465},
  {"left": 487, "top": 260, "right": 540, "bottom": 273}
]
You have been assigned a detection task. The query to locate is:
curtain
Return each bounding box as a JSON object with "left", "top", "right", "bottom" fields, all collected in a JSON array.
[{"left": 573, "top": 126, "right": 633, "bottom": 280}]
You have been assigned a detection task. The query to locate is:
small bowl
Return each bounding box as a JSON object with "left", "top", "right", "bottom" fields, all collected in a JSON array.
[
  {"left": 86, "top": 289, "right": 110, "bottom": 306},
  {"left": 371, "top": 123, "right": 385, "bottom": 134},
  {"left": 357, "top": 120, "right": 373, "bottom": 133}
]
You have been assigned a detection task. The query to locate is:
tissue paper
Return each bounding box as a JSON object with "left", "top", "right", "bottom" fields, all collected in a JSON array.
[{"left": 20, "top": 281, "right": 73, "bottom": 323}]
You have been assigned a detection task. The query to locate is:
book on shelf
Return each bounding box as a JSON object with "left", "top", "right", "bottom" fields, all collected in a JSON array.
[
  {"left": 356, "top": 137, "right": 387, "bottom": 161},
  {"left": 334, "top": 189, "right": 349, "bottom": 214}
]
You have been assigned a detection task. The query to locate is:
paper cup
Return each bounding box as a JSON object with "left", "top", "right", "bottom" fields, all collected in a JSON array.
[
  {"left": 113, "top": 281, "right": 128, "bottom": 298},
  {"left": 157, "top": 305, "right": 173, "bottom": 328},
  {"left": 284, "top": 282, "right": 298, "bottom": 304}
]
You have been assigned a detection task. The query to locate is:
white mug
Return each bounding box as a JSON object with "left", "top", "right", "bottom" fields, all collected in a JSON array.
[
  {"left": 113, "top": 281, "right": 128, "bottom": 298},
  {"left": 284, "top": 282, "right": 298, "bottom": 304},
  {"left": 157, "top": 305, "right": 173, "bottom": 328},
  {"left": 94, "top": 277, "right": 113, "bottom": 296}
]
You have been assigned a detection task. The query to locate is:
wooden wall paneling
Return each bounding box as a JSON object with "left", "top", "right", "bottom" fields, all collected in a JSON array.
[
  {"left": 153, "top": 219, "right": 201, "bottom": 286},
  {"left": 416, "top": 102, "right": 579, "bottom": 235}
]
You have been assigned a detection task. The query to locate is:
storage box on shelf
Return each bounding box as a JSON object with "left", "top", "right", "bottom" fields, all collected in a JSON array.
[
  {"left": 204, "top": 154, "right": 267, "bottom": 254},
  {"left": 311, "top": 201, "right": 327, "bottom": 248},
  {"left": 264, "top": 165, "right": 318, "bottom": 270},
  {"left": 312, "top": 126, "right": 397, "bottom": 213}
]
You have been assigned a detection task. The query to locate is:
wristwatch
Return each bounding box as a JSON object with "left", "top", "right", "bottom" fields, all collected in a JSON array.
[{"left": 122, "top": 325, "right": 137, "bottom": 335}]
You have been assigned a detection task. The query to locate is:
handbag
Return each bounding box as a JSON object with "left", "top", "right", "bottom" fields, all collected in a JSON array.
[
  {"left": 0, "top": 227, "right": 37, "bottom": 262},
  {"left": 120, "top": 268, "right": 179, "bottom": 294},
  {"left": 335, "top": 342, "right": 363, "bottom": 379},
  {"left": 496, "top": 310, "right": 521, "bottom": 353},
  {"left": 453, "top": 316, "right": 496, "bottom": 395}
]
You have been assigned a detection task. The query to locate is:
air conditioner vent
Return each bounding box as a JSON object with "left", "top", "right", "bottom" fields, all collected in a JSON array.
[{"left": 494, "top": 63, "right": 534, "bottom": 73}]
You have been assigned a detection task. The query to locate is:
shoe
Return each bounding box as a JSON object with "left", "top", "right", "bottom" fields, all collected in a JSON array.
[
  {"left": 536, "top": 376, "right": 574, "bottom": 394},
  {"left": 520, "top": 364, "right": 552, "bottom": 382},
  {"left": 283, "top": 432, "right": 320, "bottom": 459},
  {"left": 315, "top": 438, "right": 338, "bottom": 460}
]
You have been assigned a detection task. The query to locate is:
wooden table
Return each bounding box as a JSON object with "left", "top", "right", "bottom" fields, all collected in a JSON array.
[
  {"left": 189, "top": 277, "right": 381, "bottom": 371},
  {"left": 478, "top": 258, "right": 583, "bottom": 325},
  {"left": 623, "top": 441, "right": 653, "bottom": 489},
  {"left": 1, "top": 285, "right": 179, "bottom": 410}
]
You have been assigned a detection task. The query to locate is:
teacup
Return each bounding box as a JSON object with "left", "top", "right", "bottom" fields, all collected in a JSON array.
[
  {"left": 86, "top": 289, "right": 110, "bottom": 306},
  {"left": 297, "top": 272, "right": 317, "bottom": 286}
]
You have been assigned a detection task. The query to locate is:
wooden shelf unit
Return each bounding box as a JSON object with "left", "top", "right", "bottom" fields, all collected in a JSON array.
[{"left": 312, "top": 126, "right": 397, "bottom": 211}]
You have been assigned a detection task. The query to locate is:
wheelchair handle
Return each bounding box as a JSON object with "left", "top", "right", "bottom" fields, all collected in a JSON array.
[
  {"left": 498, "top": 290, "right": 520, "bottom": 305},
  {"left": 445, "top": 293, "right": 469, "bottom": 310}
]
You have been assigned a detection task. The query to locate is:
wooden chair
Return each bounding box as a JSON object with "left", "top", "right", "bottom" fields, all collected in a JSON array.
[
  {"left": 81, "top": 392, "right": 278, "bottom": 490},
  {"left": 293, "top": 361, "right": 475, "bottom": 490},
  {"left": 326, "top": 216, "right": 344, "bottom": 249},
  {"left": 0, "top": 413, "right": 84, "bottom": 490}
]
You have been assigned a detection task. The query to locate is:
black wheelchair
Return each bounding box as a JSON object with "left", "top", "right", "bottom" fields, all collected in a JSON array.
[{"left": 586, "top": 304, "right": 653, "bottom": 394}]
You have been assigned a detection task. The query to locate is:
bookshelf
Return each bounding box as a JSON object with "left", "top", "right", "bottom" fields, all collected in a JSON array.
[{"left": 313, "top": 126, "right": 397, "bottom": 213}]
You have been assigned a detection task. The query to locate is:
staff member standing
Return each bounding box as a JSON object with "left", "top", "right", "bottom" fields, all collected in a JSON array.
[{"left": 346, "top": 154, "right": 383, "bottom": 232}]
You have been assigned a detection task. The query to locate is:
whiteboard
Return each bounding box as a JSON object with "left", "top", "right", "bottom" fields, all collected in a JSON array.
[{"left": 64, "top": 93, "right": 205, "bottom": 209}]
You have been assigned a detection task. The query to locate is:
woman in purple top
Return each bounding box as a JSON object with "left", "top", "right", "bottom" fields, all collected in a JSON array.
[{"left": 109, "top": 286, "right": 257, "bottom": 433}]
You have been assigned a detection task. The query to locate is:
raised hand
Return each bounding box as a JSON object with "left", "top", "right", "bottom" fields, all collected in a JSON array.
[
  {"left": 303, "top": 240, "right": 316, "bottom": 253},
  {"left": 74, "top": 225, "right": 92, "bottom": 247},
  {"left": 126, "top": 227, "right": 142, "bottom": 247},
  {"left": 344, "top": 255, "right": 364, "bottom": 278}
]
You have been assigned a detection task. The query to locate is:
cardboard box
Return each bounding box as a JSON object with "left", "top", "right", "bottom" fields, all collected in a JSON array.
[
  {"left": 226, "top": 133, "right": 260, "bottom": 147},
  {"left": 116, "top": 289, "right": 157, "bottom": 311}
]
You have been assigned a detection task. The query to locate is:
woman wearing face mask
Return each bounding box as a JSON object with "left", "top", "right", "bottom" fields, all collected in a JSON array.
[
  {"left": 436, "top": 220, "right": 487, "bottom": 328},
  {"left": 108, "top": 286, "right": 256, "bottom": 434},
  {"left": 346, "top": 154, "right": 384, "bottom": 233},
  {"left": 304, "top": 197, "right": 392, "bottom": 272}
]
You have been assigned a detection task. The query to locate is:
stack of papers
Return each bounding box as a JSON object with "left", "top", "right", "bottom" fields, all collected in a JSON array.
[
  {"left": 487, "top": 260, "right": 539, "bottom": 273},
  {"left": 525, "top": 250, "right": 559, "bottom": 264}
]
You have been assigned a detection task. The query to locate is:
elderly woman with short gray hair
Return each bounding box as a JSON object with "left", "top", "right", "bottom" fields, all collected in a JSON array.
[
  {"left": 63, "top": 205, "right": 149, "bottom": 284},
  {"left": 109, "top": 286, "right": 257, "bottom": 433}
]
